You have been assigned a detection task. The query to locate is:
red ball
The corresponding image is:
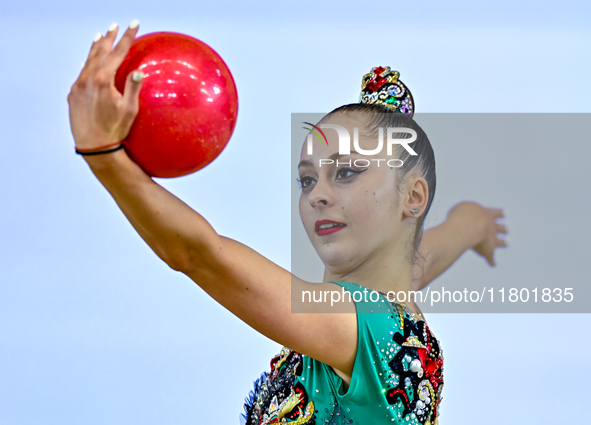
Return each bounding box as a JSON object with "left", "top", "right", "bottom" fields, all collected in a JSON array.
[{"left": 114, "top": 32, "right": 238, "bottom": 178}]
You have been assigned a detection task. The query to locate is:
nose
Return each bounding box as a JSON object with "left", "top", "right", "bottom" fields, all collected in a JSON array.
[{"left": 308, "top": 177, "right": 333, "bottom": 208}]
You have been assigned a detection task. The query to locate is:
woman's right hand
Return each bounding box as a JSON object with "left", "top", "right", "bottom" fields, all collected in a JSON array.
[
  {"left": 66, "top": 24, "right": 361, "bottom": 382},
  {"left": 67, "top": 21, "right": 144, "bottom": 152}
]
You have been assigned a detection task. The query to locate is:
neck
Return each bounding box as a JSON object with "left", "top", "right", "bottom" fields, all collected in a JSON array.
[{"left": 322, "top": 242, "right": 415, "bottom": 295}]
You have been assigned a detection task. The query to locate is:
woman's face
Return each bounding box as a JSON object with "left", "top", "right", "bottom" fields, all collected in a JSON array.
[{"left": 298, "top": 114, "right": 408, "bottom": 275}]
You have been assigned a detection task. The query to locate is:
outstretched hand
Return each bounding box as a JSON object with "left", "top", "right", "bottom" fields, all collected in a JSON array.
[
  {"left": 471, "top": 206, "right": 508, "bottom": 267},
  {"left": 67, "top": 21, "right": 143, "bottom": 151}
]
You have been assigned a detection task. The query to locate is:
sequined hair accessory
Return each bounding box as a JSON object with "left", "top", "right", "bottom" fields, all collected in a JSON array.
[{"left": 359, "top": 66, "right": 415, "bottom": 117}]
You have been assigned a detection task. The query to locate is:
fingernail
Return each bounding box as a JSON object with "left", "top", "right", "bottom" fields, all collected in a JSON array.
[
  {"left": 81, "top": 61, "right": 86, "bottom": 68},
  {"left": 108, "top": 22, "right": 118, "bottom": 32},
  {"left": 130, "top": 19, "right": 139, "bottom": 29},
  {"left": 132, "top": 71, "right": 144, "bottom": 82},
  {"left": 93, "top": 32, "right": 102, "bottom": 42}
]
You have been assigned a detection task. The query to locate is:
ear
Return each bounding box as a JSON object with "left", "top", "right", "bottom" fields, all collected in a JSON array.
[{"left": 402, "top": 176, "right": 429, "bottom": 218}]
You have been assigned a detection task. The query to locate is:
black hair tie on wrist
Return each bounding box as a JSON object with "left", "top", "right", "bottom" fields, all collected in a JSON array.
[{"left": 75, "top": 144, "right": 125, "bottom": 156}]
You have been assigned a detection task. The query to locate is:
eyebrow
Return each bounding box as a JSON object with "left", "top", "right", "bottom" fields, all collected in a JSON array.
[{"left": 297, "top": 150, "right": 361, "bottom": 169}]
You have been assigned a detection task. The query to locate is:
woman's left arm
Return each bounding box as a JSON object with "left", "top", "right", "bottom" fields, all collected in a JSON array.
[{"left": 412, "top": 201, "right": 508, "bottom": 291}]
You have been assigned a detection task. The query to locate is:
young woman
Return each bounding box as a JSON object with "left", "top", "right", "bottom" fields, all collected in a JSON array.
[{"left": 68, "top": 23, "right": 508, "bottom": 425}]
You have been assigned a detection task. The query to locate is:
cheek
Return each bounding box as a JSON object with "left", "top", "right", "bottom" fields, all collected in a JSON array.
[
  {"left": 298, "top": 195, "right": 312, "bottom": 233},
  {"left": 298, "top": 195, "right": 306, "bottom": 222},
  {"left": 345, "top": 183, "right": 398, "bottom": 227}
]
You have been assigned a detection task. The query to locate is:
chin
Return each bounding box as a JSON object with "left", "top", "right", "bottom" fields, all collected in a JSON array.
[{"left": 315, "top": 244, "right": 358, "bottom": 273}]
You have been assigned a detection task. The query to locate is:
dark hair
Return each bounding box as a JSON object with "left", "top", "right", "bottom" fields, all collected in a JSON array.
[{"left": 321, "top": 103, "right": 437, "bottom": 267}]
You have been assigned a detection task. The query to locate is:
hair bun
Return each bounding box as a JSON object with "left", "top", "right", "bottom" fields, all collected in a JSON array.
[{"left": 359, "top": 66, "right": 415, "bottom": 117}]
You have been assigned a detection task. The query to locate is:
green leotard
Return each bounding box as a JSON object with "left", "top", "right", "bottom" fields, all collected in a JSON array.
[{"left": 242, "top": 281, "right": 444, "bottom": 425}]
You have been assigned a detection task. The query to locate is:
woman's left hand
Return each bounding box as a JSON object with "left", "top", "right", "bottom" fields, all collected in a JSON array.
[
  {"left": 471, "top": 205, "right": 508, "bottom": 266},
  {"left": 414, "top": 201, "right": 509, "bottom": 290}
]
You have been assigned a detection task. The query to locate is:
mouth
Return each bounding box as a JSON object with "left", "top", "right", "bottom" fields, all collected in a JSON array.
[{"left": 315, "top": 219, "right": 347, "bottom": 236}]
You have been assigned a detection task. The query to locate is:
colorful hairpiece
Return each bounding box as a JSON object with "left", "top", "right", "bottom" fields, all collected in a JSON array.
[{"left": 359, "top": 66, "right": 414, "bottom": 117}]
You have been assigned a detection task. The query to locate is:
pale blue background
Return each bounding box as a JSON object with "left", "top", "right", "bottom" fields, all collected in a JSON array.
[{"left": 1, "top": 1, "right": 590, "bottom": 424}]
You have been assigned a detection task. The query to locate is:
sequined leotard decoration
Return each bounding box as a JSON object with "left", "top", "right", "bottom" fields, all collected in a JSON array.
[{"left": 242, "top": 281, "right": 444, "bottom": 425}]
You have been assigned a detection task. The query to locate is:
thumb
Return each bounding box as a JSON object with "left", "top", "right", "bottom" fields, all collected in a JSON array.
[
  {"left": 488, "top": 254, "right": 496, "bottom": 267},
  {"left": 121, "top": 70, "right": 144, "bottom": 115}
]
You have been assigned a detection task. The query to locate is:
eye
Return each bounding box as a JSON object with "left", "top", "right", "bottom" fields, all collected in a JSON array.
[
  {"left": 335, "top": 167, "right": 365, "bottom": 180},
  {"left": 297, "top": 175, "right": 316, "bottom": 189}
]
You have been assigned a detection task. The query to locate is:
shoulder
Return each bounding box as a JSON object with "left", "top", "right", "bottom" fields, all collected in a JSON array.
[{"left": 286, "top": 281, "right": 358, "bottom": 375}]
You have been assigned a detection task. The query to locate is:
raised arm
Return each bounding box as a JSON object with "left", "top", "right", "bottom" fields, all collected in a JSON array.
[
  {"left": 68, "top": 22, "right": 358, "bottom": 377},
  {"left": 412, "top": 201, "right": 508, "bottom": 291}
]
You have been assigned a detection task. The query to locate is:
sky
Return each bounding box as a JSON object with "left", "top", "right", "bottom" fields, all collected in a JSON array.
[{"left": 1, "top": 1, "right": 590, "bottom": 424}]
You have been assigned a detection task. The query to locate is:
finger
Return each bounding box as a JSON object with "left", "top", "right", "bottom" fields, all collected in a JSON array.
[
  {"left": 118, "top": 69, "right": 144, "bottom": 124},
  {"left": 102, "top": 22, "right": 120, "bottom": 52},
  {"left": 497, "top": 238, "right": 508, "bottom": 248},
  {"left": 103, "top": 20, "right": 140, "bottom": 75},
  {"left": 487, "top": 254, "right": 495, "bottom": 267},
  {"left": 83, "top": 23, "right": 118, "bottom": 78},
  {"left": 86, "top": 32, "right": 104, "bottom": 61},
  {"left": 83, "top": 30, "right": 112, "bottom": 78},
  {"left": 79, "top": 32, "right": 105, "bottom": 79},
  {"left": 496, "top": 223, "right": 509, "bottom": 234},
  {"left": 491, "top": 208, "right": 505, "bottom": 218}
]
